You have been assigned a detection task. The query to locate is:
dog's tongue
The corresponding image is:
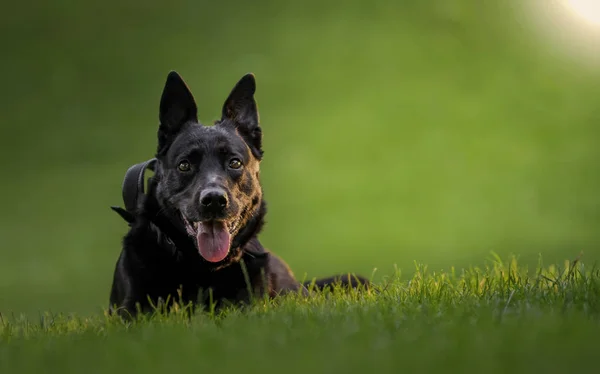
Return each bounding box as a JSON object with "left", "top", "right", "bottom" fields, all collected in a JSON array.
[{"left": 196, "top": 221, "right": 231, "bottom": 263}]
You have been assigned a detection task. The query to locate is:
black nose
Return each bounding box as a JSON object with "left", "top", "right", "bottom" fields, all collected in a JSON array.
[{"left": 200, "top": 188, "right": 228, "bottom": 209}]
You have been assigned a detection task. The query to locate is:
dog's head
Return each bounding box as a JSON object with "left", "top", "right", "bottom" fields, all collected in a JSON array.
[{"left": 153, "top": 71, "right": 264, "bottom": 263}]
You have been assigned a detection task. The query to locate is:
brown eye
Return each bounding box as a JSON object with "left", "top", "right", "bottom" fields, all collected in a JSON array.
[
  {"left": 229, "top": 158, "right": 243, "bottom": 170},
  {"left": 178, "top": 161, "right": 191, "bottom": 172}
]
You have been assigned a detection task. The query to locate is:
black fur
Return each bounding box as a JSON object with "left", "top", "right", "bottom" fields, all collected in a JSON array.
[{"left": 108, "top": 71, "right": 369, "bottom": 319}]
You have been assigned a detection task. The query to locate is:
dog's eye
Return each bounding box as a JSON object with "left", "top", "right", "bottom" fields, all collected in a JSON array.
[
  {"left": 178, "top": 161, "right": 191, "bottom": 172},
  {"left": 229, "top": 158, "right": 243, "bottom": 170}
]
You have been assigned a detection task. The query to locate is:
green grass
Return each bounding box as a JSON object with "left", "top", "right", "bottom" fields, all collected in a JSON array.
[
  {"left": 2, "top": 256, "right": 599, "bottom": 373},
  {"left": 1, "top": 0, "right": 600, "bottom": 316},
  {"left": 1, "top": 3, "right": 600, "bottom": 370}
]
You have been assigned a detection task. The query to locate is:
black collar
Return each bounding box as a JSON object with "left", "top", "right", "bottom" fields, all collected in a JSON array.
[{"left": 110, "top": 158, "right": 157, "bottom": 225}]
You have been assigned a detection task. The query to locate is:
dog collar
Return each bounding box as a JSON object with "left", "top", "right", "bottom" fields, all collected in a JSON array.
[{"left": 111, "top": 158, "right": 157, "bottom": 225}]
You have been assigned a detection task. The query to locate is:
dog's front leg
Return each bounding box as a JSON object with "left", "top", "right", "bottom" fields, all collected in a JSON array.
[{"left": 108, "top": 249, "right": 156, "bottom": 320}]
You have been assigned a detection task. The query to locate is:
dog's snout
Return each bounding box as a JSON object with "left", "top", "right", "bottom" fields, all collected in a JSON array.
[{"left": 200, "top": 188, "right": 228, "bottom": 209}]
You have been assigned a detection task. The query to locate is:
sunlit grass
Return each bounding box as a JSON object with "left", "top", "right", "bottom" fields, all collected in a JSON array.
[
  {"left": 2, "top": 0, "right": 600, "bottom": 317},
  {"left": 1, "top": 255, "right": 598, "bottom": 373}
]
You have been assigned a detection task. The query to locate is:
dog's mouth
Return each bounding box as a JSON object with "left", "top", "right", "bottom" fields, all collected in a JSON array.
[{"left": 182, "top": 216, "right": 232, "bottom": 263}]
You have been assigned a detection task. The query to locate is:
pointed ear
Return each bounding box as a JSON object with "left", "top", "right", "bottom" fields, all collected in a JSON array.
[
  {"left": 157, "top": 71, "right": 198, "bottom": 154},
  {"left": 221, "top": 73, "right": 263, "bottom": 159}
]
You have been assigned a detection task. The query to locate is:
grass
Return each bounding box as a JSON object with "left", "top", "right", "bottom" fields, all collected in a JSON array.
[
  {"left": 2, "top": 255, "right": 599, "bottom": 374},
  {"left": 2, "top": 0, "right": 600, "bottom": 316},
  {"left": 1, "top": 2, "right": 599, "bottom": 371}
]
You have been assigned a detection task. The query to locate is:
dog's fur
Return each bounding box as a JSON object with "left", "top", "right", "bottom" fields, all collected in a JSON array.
[{"left": 108, "top": 72, "right": 368, "bottom": 318}]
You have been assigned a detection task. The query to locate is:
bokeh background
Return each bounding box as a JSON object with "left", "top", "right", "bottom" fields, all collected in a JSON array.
[{"left": 1, "top": 0, "right": 599, "bottom": 317}]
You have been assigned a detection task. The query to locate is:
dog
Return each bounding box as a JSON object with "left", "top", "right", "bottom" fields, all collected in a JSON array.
[{"left": 108, "top": 71, "right": 369, "bottom": 318}]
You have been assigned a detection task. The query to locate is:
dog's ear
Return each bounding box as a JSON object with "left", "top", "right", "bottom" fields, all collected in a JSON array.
[
  {"left": 221, "top": 73, "right": 263, "bottom": 159},
  {"left": 157, "top": 71, "right": 198, "bottom": 154}
]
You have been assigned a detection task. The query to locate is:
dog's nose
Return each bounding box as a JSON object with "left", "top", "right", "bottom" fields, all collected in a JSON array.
[{"left": 200, "top": 188, "right": 228, "bottom": 209}]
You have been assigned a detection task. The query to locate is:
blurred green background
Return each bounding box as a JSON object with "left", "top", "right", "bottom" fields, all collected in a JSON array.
[{"left": 1, "top": 0, "right": 599, "bottom": 316}]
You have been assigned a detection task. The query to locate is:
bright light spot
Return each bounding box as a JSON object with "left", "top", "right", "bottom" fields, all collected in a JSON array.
[
  {"left": 514, "top": 0, "right": 600, "bottom": 70},
  {"left": 564, "top": 0, "right": 600, "bottom": 26}
]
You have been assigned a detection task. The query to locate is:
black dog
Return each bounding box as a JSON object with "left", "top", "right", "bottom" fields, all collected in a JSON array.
[{"left": 108, "top": 72, "right": 369, "bottom": 318}]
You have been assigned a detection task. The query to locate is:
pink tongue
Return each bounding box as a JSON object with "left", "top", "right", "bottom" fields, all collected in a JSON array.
[{"left": 196, "top": 221, "right": 231, "bottom": 262}]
